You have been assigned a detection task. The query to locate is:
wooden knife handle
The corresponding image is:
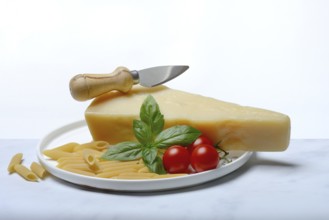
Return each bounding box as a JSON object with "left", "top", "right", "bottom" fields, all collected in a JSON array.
[{"left": 69, "top": 66, "right": 134, "bottom": 101}]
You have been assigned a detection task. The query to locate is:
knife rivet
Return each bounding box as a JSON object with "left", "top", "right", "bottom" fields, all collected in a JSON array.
[{"left": 130, "top": 70, "right": 140, "bottom": 84}]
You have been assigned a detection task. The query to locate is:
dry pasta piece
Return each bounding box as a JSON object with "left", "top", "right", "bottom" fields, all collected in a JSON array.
[
  {"left": 74, "top": 141, "right": 109, "bottom": 151},
  {"left": 8, "top": 153, "right": 23, "bottom": 173},
  {"left": 14, "top": 164, "right": 38, "bottom": 181},
  {"left": 76, "top": 148, "right": 103, "bottom": 157},
  {"left": 50, "top": 142, "right": 79, "bottom": 152},
  {"left": 61, "top": 163, "right": 94, "bottom": 172},
  {"left": 101, "top": 163, "right": 143, "bottom": 172},
  {"left": 96, "top": 168, "right": 139, "bottom": 178},
  {"left": 83, "top": 150, "right": 97, "bottom": 165},
  {"left": 138, "top": 167, "right": 150, "bottom": 173},
  {"left": 98, "top": 160, "right": 122, "bottom": 165},
  {"left": 82, "top": 150, "right": 100, "bottom": 171},
  {"left": 99, "top": 160, "right": 140, "bottom": 170},
  {"left": 61, "top": 167, "right": 96, "bottom": 177},
  {"left": 57, "top": 157, "right": 84, "bottom": 163},
  {"left": 30, "top": 162, "right": 47, "bottom": 179},
  {"left": 115, "top": 172, "right": 156, "bottom": 180},
  {"left": 43, "top": 149, "right": 79, "bottom": 160},
  {"left": 101, "top": 164, "right": 144, "bottom": 172},
  {"left": 57, "top": 159, "right": 86, "bottom": 168}
]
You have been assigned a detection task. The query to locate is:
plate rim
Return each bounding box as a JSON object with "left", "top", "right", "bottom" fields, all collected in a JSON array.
[{"left": 37, "top": 120, "right": 253, "bottom": 192}]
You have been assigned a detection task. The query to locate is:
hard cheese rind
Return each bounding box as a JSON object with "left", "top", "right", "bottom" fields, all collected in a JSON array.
[{"left": 85, "top": 86, "right": 290, "bottom": 151}]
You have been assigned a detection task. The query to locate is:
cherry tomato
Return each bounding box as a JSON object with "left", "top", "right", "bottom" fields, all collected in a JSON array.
[
  {"left": 190, "top": 144, "right": 219, "bottom": 172},
  {"left": 163, "top": 145, "right": 190, "bottom": 173},
  {"left": 188, "top": 135, "right": 213, "bottom": 153}
]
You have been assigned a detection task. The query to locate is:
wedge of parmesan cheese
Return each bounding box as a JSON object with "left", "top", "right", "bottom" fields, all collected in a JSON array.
[{"left": 85, "top": 86, "right": 290, "bottom": 151}]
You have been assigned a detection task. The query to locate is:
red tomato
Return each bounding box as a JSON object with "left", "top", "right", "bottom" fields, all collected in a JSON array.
[
  {"left": 163, "top": 145, "right": 190, "bottom": 173},
  {"left": 190, "top": 144, "right": 219, "bottom": 172},
  {"left": 188, "top": 135, "right": 213, "bottom": 153}
]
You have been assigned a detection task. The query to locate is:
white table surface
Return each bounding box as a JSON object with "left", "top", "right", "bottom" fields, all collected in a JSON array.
[{"left": 1, "top": 139, "right": 329, "bottom": 220}]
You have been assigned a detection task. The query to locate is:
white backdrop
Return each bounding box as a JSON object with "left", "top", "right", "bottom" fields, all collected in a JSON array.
[{"left": 1, "top": 0, "right": 328, "bottom": 139}]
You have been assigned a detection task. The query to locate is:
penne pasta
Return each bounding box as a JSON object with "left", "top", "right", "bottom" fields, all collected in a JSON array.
[
  {"left": 30, "top": 162, "right": 47, "bottom": 179},
  {"left": 61, "top": 167, "right": 96, "bottom": 177},
  {"left": 83, "top": 150, "right": 97, "bottom": 165},
  {"left": 82, "top": 149, "right": 100, "bottom": 171},
  {"left": 138, "top": 167, "right": 151, "bottom": 173},
  {"left": 43, "top": 149, "right": 79, "bottom": 160},
  {"left": 99, "top": 160, "right": 139, "bottom": 167},
  {"left": 57, "top": 157, "right": 84, "bottom": 163},
  {"left": 50, "top": 142, "right": 79, "bottom": 152},
  {"left": 57, "top": 159, "right": 86, "bottom": 168},
  {"left": 73, "top": 141, "right": 109, "bottom": 151},
  {"left": 76, "top": 148, "right": 103, "bottom": 157},
  {"left": 14, "top": 164, "right": 38, "bottom": 181},
  {"left": 8, "top": 153, "right": 23, "bottom": 173},
  {"left": 61, "top": 163, "right": 93, "bottom": 172},
  {"left": 100, "top": 162, "right": 143, "bottom": 170},
  {"left": 43, "top": 141, "right": 189, "bottom": 180},
  {"left": 96, "top": 168, "right": 138, "bottom": 178},
  {"left": 98, "top": 160, "right": 122, "bottom": 165},
  {"left": 101, "top": 164, "right": 143, "bottom": 173}
]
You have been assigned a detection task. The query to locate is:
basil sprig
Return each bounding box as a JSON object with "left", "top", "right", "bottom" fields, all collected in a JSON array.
[{"left": 101, "top": 95, "right": 201, "bottom": 174}]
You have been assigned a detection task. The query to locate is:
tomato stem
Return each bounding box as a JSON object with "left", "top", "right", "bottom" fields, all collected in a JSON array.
[{"left": 215, "top": 141, "right": 232, "bottom": 163}]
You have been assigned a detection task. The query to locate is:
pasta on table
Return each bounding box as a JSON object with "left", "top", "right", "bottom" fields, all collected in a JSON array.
[{"left": 7, "top": 153, "right": 46, "bottom": 182}]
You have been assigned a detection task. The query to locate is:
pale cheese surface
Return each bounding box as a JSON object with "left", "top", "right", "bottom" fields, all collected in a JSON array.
[{"left": 85, "top": 86, "right": 290, "bottom": 151}]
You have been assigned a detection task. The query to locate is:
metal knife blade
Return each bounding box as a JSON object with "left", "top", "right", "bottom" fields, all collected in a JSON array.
[
  {"left": 69, "top": 65, "right": 189, "bottom": 101},
  {"left": 131, "top": 65, "right": 189, "bottom": 87}
]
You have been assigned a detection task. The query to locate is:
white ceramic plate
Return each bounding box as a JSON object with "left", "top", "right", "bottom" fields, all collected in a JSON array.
[{"left": 37, "top": 120, "right": 253, "bottom": 192}]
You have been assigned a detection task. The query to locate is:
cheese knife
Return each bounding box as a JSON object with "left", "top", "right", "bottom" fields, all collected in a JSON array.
[{"left": 69, "top": 65, "right": 189, "bottom": 101}]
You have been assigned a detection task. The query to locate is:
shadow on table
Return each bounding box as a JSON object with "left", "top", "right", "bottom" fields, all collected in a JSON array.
[{"left": 51, "top": 152, "right": 299, "bottom": 196}]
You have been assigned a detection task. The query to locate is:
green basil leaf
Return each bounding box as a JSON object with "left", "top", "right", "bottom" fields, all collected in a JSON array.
[
  {"left": 143, "top": 156, "right": 167, "bottom": 174},
  {"left": 155, "top": 125, "right": 201, "bottom": 148},
  {"left": 133, "top": 120, "right": 152, "bottom": 145},
  {"left": 101, "top": 142, "right": 142, "bottom": 161},
  {"left": 140, "top": 95, "right": 164, "bottom": 136},
  {"left": 151, "top": 113, "right": 164, "bottom": 137},
  {"left": 142, "top": 147, "right": 158, "bottom": 164}
]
